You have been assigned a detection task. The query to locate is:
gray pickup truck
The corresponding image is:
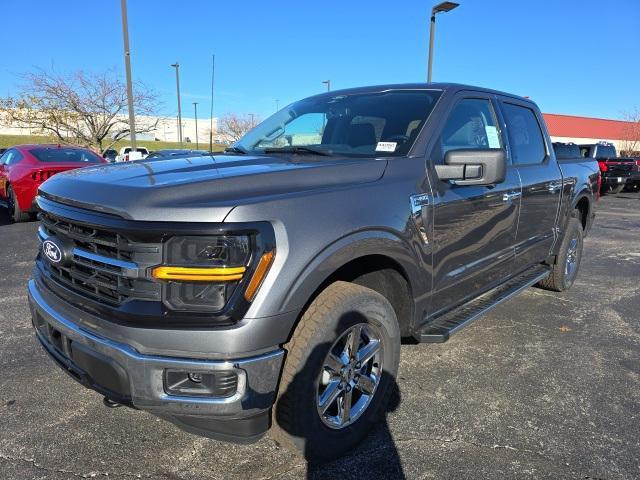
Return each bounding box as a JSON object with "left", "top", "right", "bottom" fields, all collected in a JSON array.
[{"left": 29, "top": 83, "right": 599, "bottom": 461}]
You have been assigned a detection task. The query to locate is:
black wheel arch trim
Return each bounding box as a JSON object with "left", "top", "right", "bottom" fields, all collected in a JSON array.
[{"left": 278, "top": 229, "right": 427, "bottom": 331}]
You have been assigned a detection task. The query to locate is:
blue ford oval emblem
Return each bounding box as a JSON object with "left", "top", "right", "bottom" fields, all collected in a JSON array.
[{"left": 43, "top": 239, "right": 63, "bottom": 264}]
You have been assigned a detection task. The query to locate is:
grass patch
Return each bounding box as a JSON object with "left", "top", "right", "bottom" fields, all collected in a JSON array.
[{"left": 0, "top": 134, "right": 226, "bottom": 152}]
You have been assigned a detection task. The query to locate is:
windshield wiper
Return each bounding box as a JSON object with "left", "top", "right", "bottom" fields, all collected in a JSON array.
[
  {"left": 224, "top": 146, "right": 248, "bottom": 154},
  {"left": 263, "top": 146, "right": 331, "bottom": 156}
]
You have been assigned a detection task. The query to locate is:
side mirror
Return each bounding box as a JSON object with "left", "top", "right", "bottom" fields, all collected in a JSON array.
[{"left": 435, "top": 148, "right": 506, "bottom": 186}]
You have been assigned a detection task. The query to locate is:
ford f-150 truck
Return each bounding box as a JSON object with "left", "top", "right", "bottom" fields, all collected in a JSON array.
[{"left": 28, "top": 83, "right": 599, "bottom": 461}]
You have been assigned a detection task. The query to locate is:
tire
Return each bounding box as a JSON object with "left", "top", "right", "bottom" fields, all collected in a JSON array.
[
  {"left": 623, "top": 182, "right": 640, "bottom": 193},
  {"left": 271, "top": 281, "right": 401, "bottom": 462},
  {"left": 537, "top": 216, "right": 584, "bottom": 292},
  {"left": 602, "top": 184, "right": 625, "bottom": 195},
  {"left": 7, "top": 186, "right": 30, "bottom": 223}
]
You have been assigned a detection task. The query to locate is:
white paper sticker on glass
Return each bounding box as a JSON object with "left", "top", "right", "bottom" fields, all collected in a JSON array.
[
  {"left": 376, "top": 142, "right": 397, "bottom": 152},
  {"left": 485, "top": 126, "right": 501, "bottom": 148}
]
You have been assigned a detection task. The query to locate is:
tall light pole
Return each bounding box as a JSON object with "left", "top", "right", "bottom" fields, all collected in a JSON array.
[
  {"left": 170, "top": 62, "right": 183, "bottom": 146},
  {"left": 249, "top": 113, "right": 255, "bottom": 127},
  {"left": 193, "top": 102, "right": 199, "bottom": 150},
  {"left": 275, "top": 99, "right": 280, "bottom": 112},
  {"left": 209, "top": 54, "right": 215, "bottom": 152},
  {"left": 427, "top": 1, "right": 459, "bottom": 83},
  {"left": 322, "top": 79, "right": 331, "bottom": 92},
  {"left": 120, "top": 0, "right": 136, "bottom": 150}
]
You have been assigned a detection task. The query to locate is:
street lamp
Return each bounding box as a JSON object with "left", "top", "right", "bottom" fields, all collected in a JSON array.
[
  {"left": 249, "top": 113, "right": 255, "bottom": 127},
  {"left": 193, "top": 102, "right": 199, "bottom": 150},
  {"left": 322, "top": 80, "right": 331, "bottom": 92},
  {"left": 427, "top": 1, "right": 459, "bottom": 83},
  {"left": 170, "top": 62, "right": 183, "bottom": 146},
  {"left": 275, "top": 99, "right": 280, "bottom": 112},
  {"left": 120, "top": 0, "right": 136, "bottom": 150}
]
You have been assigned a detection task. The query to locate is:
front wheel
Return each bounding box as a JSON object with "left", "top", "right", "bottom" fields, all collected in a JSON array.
[
  {"left": 271, "top": 281, "right": 400, "bottom": 462},
  {"left": 537, "top": 217, "right": 584, "bottom": 292}
]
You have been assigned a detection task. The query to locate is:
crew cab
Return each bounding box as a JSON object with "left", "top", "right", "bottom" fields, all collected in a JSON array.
[
  {"left": 579, "top": 142, "right": 637, "bottom": 194},
  {"left": 0, "top": 144, "right": 106, "bottom": 222},
  {"left": 28, "top": 84, "right": 599, "bottom": 461}
]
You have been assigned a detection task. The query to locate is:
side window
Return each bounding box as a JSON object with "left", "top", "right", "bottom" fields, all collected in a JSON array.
[
  {"left": 502, "top": 103, "right": 546, "bottom": 165},
  {"left": 0, "top": 150, "right": 10, "bottom": 165},
  {"left": 440, "top": 98, "right": 502, "bottom": 156},
  {"left": 6, "top": 151, "right": 23, "bottom": 165}
]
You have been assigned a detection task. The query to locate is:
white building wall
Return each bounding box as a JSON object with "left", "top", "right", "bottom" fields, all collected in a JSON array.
[
  {"left": 549, "top": 136, "right": 626, "bottom": 152},
  {"left": 0, "top": 113, "right": 219, "bottom": 144}
]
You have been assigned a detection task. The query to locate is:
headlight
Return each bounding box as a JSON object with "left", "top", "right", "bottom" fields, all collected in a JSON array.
[{"left": 152, "top": 235, "right": 252, "bottom": 312}]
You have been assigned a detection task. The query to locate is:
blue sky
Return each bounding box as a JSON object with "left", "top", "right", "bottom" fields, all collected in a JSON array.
[{"left": 1, "top": 0, "right": 638, "bottom": 120}]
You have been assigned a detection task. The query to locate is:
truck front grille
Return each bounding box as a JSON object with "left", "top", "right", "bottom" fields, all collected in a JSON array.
[{"left": 38, "top": 211, "right": 162, "bottom": 307}]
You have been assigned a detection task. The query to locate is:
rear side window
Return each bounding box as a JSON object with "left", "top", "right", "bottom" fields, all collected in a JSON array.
[
  {"left": 502, "top": 103, "right": 546, "bottom": 165},
  {"left": 439, "top": 98, "right": 502, "bottom": 155},
  {"left": 553, "top": 143, "right": 580, "bottom": 159},
  {"left": 30, "top": 147, "right": 102, "bottom": 163}
]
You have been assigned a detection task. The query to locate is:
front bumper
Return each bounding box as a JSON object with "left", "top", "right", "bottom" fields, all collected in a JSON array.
[{"left": 28, "top": 279, "right": 285, "bottom": 443}]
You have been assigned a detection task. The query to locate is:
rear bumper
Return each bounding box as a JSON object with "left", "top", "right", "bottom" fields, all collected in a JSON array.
[
  {"left": 601, "top": 175, "right": 629, "bottom": 185},
  {"left": 28, "top": 279, "right": 285, "bottom": 443}
]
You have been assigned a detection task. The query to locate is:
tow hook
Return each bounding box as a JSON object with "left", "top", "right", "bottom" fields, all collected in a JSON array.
[{"left": 102, "top": 397, "right": 122, "bottom": 408}]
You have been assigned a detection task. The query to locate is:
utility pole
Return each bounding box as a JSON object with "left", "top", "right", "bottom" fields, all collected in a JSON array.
[
  {"left": 193, "top": 102, "right": 199, "bottom": 150},
  {"left": 249, "top": 113, "right": 255, "bottom": 127},
  {"left": 275, "top": 99, "right": 280, "bottom": 112},
  {"left": 322, "top": 79, "right": 331, "bottom": 92},
  {"left": 209, "top": 54, "right": 215, "bottom": 152},
  {"left": 120, "top": 0, "right": 136, "bottom": 150},
  {"left": 171, "top": 62, "right": 183, "bottom": 146}
]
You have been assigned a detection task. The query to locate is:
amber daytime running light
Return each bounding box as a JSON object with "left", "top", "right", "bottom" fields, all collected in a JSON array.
[{"left": 149, "top": 236, "right": 275, "bottom": 311}]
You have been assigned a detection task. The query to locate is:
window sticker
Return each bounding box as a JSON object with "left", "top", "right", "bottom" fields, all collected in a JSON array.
[
  {"left": 375, "top": 141, "right": 397, "bottom": 152},
  {"left": 485, "top": 126, "right": 501, "bottom": 148}
]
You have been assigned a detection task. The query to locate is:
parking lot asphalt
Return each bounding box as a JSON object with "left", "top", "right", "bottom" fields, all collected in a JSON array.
[{"left": 0, "top": 192, "right": 639, "bottom": 480}]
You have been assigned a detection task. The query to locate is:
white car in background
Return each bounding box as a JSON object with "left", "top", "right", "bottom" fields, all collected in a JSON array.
[{"left": 115, "top": 146, "right": 149, "bottom": 162}]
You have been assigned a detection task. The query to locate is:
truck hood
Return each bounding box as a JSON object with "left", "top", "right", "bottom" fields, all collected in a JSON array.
[{"left": 38, "top": 154, "right": 388, "bottom": 221}]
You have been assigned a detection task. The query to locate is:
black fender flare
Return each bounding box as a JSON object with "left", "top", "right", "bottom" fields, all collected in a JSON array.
[{"left": 278, "top": 228, "right": 428, "bottom": 328}]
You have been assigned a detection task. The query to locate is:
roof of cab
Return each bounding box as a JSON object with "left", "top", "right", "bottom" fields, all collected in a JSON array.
[{"left": 307, "top": 82, "right": 533, "bottom": 104}]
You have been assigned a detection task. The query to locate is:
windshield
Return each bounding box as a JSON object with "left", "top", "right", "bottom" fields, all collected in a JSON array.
[
  {"left": 30, "top": 147, "right": 103, "bottom": 163},
  {"left": 235, "top": 89, "right": 442, "bottom": 157}
]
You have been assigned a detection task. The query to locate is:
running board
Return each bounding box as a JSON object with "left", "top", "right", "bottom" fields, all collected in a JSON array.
[{"left": 414, "top": 265, "right": 551, "bottom": 343}]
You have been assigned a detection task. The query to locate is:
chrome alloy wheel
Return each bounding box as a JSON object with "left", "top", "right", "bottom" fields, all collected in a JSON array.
[
  {"left": 316, "top": 323, "right": 383, "bottom": 429},
  {"left": 565, "top": 237, "right": 579, "bottom": 280}
]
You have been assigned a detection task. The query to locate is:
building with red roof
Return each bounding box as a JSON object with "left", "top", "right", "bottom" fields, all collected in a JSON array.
[{"left": 543, "top": 113, "right": 639, "bottom": 154}]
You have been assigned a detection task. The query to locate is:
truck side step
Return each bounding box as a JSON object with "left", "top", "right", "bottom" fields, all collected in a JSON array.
[{"left": 414, "top": 265, "right": 551, "bottom": 343}]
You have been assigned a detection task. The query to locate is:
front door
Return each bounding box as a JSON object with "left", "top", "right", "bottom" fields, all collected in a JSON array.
[
  {"left": 499, "top": 100, "right": 562, "bottom": 271},
  {"left": 429, "top": 96, "right": 521, "bottom": 316}
]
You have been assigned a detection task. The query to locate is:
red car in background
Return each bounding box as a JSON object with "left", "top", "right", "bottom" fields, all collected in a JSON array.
[{"left": 0, "top": 144, "right": 107, "bottom": 222}]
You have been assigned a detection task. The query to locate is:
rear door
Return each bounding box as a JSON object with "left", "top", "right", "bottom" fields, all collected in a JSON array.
[
  {"left": 428, "top": 94, "right": 521, "bottom": 316},
  {"left": 499, "top": 100, "right": 562, "bottom": 271}
]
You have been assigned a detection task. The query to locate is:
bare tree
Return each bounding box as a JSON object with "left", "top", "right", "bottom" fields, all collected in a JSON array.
[
  {"left": 0, "top": 69, "right": 160, "bottom": 151},
  {"left": 620, "top": 108, "right": 640, "bottom": 156},
  {"left": 217, "top": 113, "right": 258, "bottom": 143}
]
